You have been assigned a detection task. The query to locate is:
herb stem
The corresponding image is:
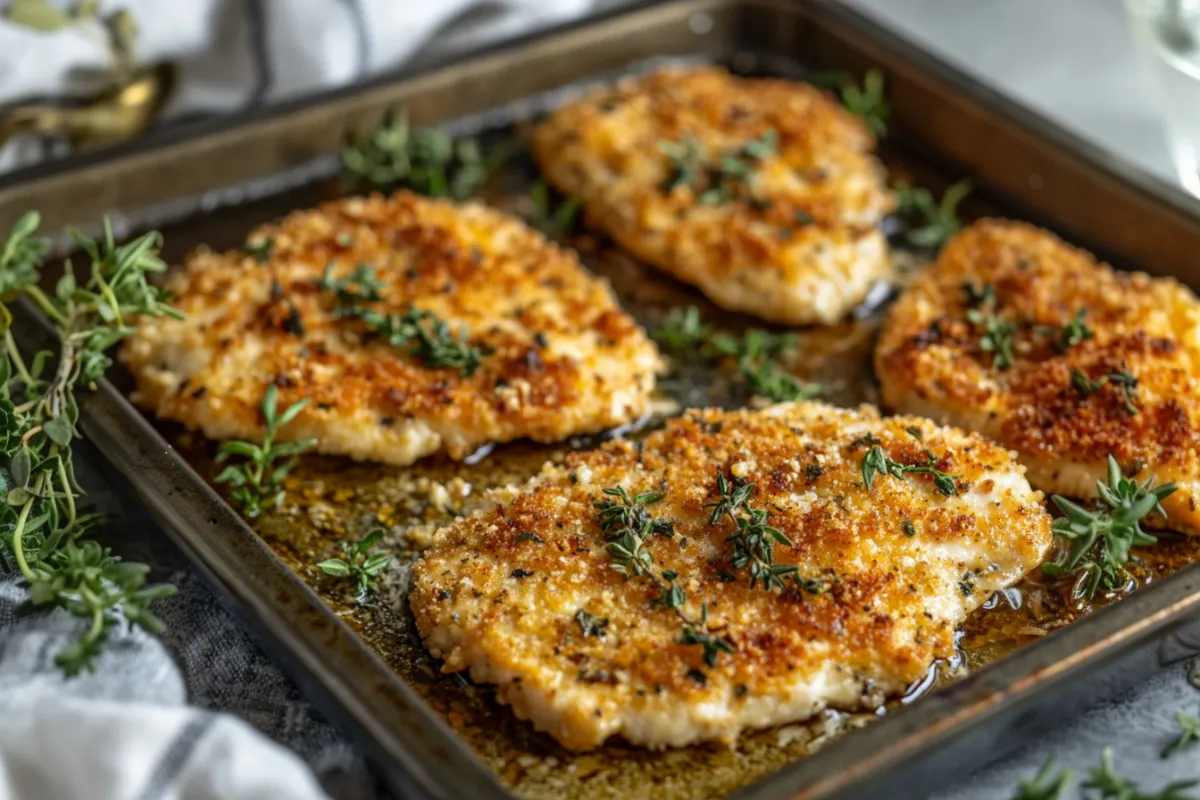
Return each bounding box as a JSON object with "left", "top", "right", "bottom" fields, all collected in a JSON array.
[
  {"left": 11, "top": 472, "right": 46, "bottom": 582},
  {"left": 57, "top": 452, "right": 76, "bottom": 524},
  {"left": 5, "top": 330, "right": 35, "bottom": 387},
  {"left": 21, "top": 284, "right": 67, "bottom": 327}
]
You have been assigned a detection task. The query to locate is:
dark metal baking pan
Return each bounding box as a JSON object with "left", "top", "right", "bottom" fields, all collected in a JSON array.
[{"left": 9, "top": 1, "right": 1200, "bottom": 799}]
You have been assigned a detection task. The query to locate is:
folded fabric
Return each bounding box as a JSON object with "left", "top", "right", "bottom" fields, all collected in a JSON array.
[{"left": 0, "top": 0, "right": 595, "bottom": 173}]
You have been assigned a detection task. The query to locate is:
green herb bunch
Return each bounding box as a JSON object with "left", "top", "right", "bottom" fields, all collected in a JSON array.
[
  {"left": 316, "top": 528, "right": 393, "bottom": 603},
  {"left": 215, "top": 384, "right": 316, "bottom": 519},
  {"left": 654, "top": 306, "right": 820, "bottom": 402},
  {"left": 319, "top": 263, "right": 487, "bottom": 376},
  {"left": 0, "top": 211, "right": 181, "bottom": 676},
  {"left": 594, "top": 485, "right": 735, "bottom": 675},
  {"left": 342, "top": 110, "right": 504, "bottom": 199},
  {"left": 811, "top": 69, "right": 890, "bottom": 136},
  {"left": 1041, "top": 455, "right": 1176, "bottom": 601},
  {"left": 894, "top": 180, "right": 971, "bottom": 250},
  {"left": 527, "top": 179, "right": 583, "bottom": 238},
  {"left": 1013, "top": 749, "right": 1198, "bottom": 800}
]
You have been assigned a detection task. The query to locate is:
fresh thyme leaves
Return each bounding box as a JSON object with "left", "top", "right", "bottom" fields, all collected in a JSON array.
[
  {"left": 574, "top": 609, "right": 609, "bottom": 638},
  {"left": 1072, "top": 368, "right": 1101, "bottom": 398},
  {"left": 902, "top": 519, "right": 917, "bottom": 537},
  {"left": 705, "top": 471, "right": 824, "bottom": 593},
  {"left": 1085, "top": 747, "right": 1198, "bottom": 800},
  {"left": 243, "top": 236, "right": 274, "bottom": 264},
  {"left": 962, "top": 281, "right": 996, "bottom": 308},
  {"left": 315, "top": 528, "right": 393, "bottom": 603},
  {"left": 527, "top": 179, "right": 583, "bottom": 238},
  {"left": 1011, "top": 754, "right": 1072, "bottom": 800},
  {"left": 594, "top": 485, "right": 735, "bottom": 671},
  {"left": 811, "top": 69, "right": 890, "bottom": 137},
  {"left": 895, "top": 180, "right": 971, "bottom": 250},
  {"left": 1041, "top": 455, "right": 1177, "bottom": 600},
  {"left": 0, "top": 212, "right": 181, "bottom": 676},
  {"left": 320, "top": 263, "right": 487, "bottom": 375},
  {"left": 967, "top": 307, "right": 1016, "bottom": 370},
  {"left": 658, "top": 130, "right": 778, "bottom": 205},
  {"left": 1164, "top": 713, "right": 1200, "bottom": 758},
  {"left": 341, "top": 110, "right": 505, "bottom": 199},
  {"left": 654, "top": 306, "right": 820, "bottom": 402},
  {"left": 1054, "top": 309, "right": 1094, "bottom": 353},
  {"left": 1109, "top": 364, "right": 1140, "bottom": 416},
  {"left": 860, "top": 437, "right": 959, "bottom": 496},
  {"left": 215, "top": 385, "right": 317, "bottom": 519}
]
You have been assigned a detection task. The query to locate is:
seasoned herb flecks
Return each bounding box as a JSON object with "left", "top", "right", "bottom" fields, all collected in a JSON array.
[{"left": 316, "top": 528, "right": 393, "bottom": 603}]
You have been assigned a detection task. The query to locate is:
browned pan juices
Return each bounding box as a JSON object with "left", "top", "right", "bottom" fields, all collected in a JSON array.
[{"left": 155, "top": 149, "right": 1200, "bottom": 798}]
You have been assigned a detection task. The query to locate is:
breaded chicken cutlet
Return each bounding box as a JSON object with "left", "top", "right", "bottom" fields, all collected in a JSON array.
[
  {"left": 532, "top": 66, "right": 896, "bottom": 326},
  {"left": 876, "top": 219, "right": 1200, "bottom": 534},
  {"left": 410, "top": 401, "right": 1052, "bottom": 750},
  {"left": 122, "top": 191, "right": 661, "bottom": 466}
]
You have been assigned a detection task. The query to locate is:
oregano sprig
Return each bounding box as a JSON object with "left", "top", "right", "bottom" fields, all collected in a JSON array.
[
  {"left": 0, "top": 211, "right": 181, "bottom": 676},
  {"left": 1041, "top": 454, "right": 1176, "bottom": 600},
  {"left": 215, "top": 384, "right": 316, "bottom": 519},
  {"left": 316, "top": 528, "right": 393, "bottom": 603}
]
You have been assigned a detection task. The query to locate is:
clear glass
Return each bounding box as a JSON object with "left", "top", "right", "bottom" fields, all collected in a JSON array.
[{"left": 1127, "top": 0, "right": 1200, "bottom": 196}]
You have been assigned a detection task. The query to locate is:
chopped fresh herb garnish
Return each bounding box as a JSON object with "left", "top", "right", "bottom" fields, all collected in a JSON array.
[
  {"left": 595, "top": 484, "right": 734, "bottom": 672},
  {"left": 812, "top": 69, "right": 890, "bottom": 137},
  {"left": 243, "top": 236, "right": 274, "bottom": 263},
  {"left": 1054, "top": 309, "right": 1094, "bottom": 353},
  {"left": 320, "top": 264, "right": 487, "bottom": 375},
  {"left": 316, "top": 528, "right": 393, "bottom": 603},
  {"left": 511, "top": 568, "right": 534, "bottom": 578},
  {"left": 805, "top": 463, "right": 823, "bottom": 482},
  {"left": 1011, "top": 753, "right": 1073, "bottom": 800},
  {"left": 1085, "top": 747, "right": 1198, "bottom": 799},
  {"left": 0, "top": 212, "right": 181, "bottom": 677},
  {"left": 962, "top": 281, "right": 995, "bottom": 308},
  {"left": 676, "top": 606, "right": 736, "bottom": 668},
  {"left": 967, "top": 307, "right": 1016, "bottom": 370},
  {"left": 895, "top": 180, "right": 971, "bottom": 250},
  {"left": 705, "top": 471, "right": 820, "bottom": 593},
  {"left": 215, "top": 384, "right": 317, "bottom": 518},
  {"left": 341, "top": 109, "right": 505, "bottom": 198},
  {"left": 1041, "top": 455, "right": 1176, "bottom": 600},
  {"left": 860, "top": 439, "right": 959, "bottom": 497},
  {"left": 794, "top": 210, "right": 815, "bottom": 226},
  {"left": 1072, "top": 368, "right": 1101, "bottom": 398},
  {"left": 516, "top": 531, "right": 544, "bottom": 544},
  {"left": 654, "top": 306, "right": 820, "bottom": 402},
  {"left": 852, "top": 432, "right": 882, "bottom": 448},
  {"left": 574, "top": 609, "right": 610, "bottom": 638},
  {"left": 686, "top": 668, "right": 708, "bottom": 685},
  {"left": 527, "top": 179, "right": 583, "bottom": 238},
  {"left": 659, "top": 130, "right": 777, "bottom": 206},
  {"left": 1164, "top": 713, "right": 1200, "bottom": 758},
  {"left": 1109, "top": 364, "right": 1139, "bottom": 415},
  {"left": 902, "top": 519, "right": 917, "bottom": 537},
  {"left": 283, "top": 303, "right": 305, "bottom": 337}
]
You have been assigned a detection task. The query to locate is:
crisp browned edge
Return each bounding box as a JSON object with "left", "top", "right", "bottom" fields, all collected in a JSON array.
[{"left": 6, "top": 2, "right": 1200, "bottom": 800}]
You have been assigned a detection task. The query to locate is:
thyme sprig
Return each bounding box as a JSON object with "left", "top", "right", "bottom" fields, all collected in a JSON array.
[
  {"left": 1011, "top": 754, "right": 1072, "bottom": 800},
  {"left": 961, "top": 284, "right": 1016, "bottom": 370},
  {"left": 654, "top": 306, "right": 820, "bottom": 402},
  {"left": 527, "top": 179, "right": 582, "bottom": 238},
  {"left": 341, "top": 110, "right": 505, "bottom": 199},
  {"left": 1068, "top": 365, "right": 1140, "bottom": 415},
  {"left": 658, "top": 130, "right": 777, "bottom": 205},
  {"left": 1164, "top": 713, "right": 1200, "bottom": 758},
  {"left": 0, "top": 212, "right": 180, "bottom": 676},
  {"left": 706, "top": 471, "right": 827, "bottom": 593},
  {"left": 1041, "top": 455, "right": 1176, "bottom": 600},
  {"left": 895, "top": 180, "right": 971, "bottom": 250},
  {"left": 594, "top": 485, "right": 735, "bottom": 672},
  {"left": 812, "top": 69, "right": 890, "bottom": 137},
  {"left": 1053, "top": 309, "right": 1094, "bottom": 353},
  {"left": 859, "top": 429, "right": 959, "bottom": 497},
  {"left": 215, "top": 385, "right": 316, "bottom": 519},
  {"left": 1085, "top": 747, "right": 1198, "bottom": 799},
  {"left": 320, "top": 263, "right": 487, "bottom": 375},
  {"left": 316, "top": 528, "right": 393, "bottom": 603}
]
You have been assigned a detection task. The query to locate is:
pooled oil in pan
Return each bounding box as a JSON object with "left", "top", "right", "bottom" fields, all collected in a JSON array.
[{"left": 152, "top": 69, "right": 1200, "bottom": 800}]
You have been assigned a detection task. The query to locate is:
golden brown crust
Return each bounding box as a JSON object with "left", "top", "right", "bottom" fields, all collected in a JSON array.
[
  {"left": 532, "top": 66, "right": 896, "bottom": 325},
  {"left": 410, "top": 401, "right": 1051, "bottom": 750},
  {"left": 875, "top": 219, "right": 1200, "bottom": 532},
  {"left": 121, "top": 191, "right": 661, "bottom": 465}
]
